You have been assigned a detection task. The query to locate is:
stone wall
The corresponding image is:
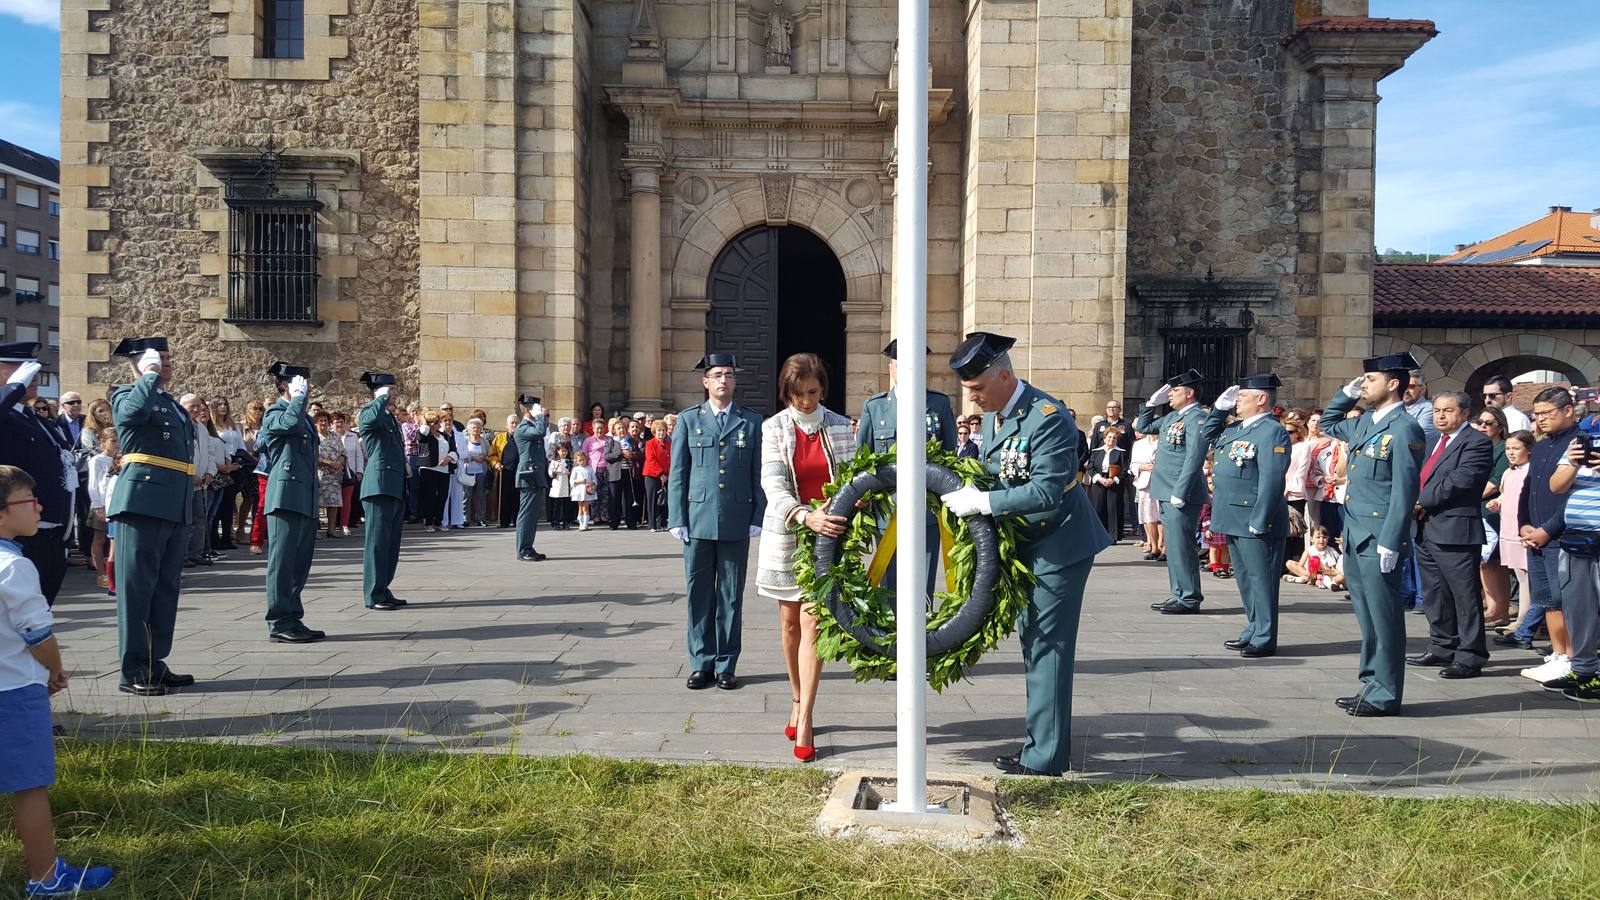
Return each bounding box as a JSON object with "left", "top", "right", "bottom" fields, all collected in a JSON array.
[
  {"left": 62, "top": 0, "right": 419, "bottom": 407},
  {"left": 1125, "top": 0, "right": 1303, "bottom": 403}
]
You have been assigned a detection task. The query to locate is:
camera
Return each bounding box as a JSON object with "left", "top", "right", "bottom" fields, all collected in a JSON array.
[{"left": 1578, "top": 413, "right": 1600, "bottom": 464}]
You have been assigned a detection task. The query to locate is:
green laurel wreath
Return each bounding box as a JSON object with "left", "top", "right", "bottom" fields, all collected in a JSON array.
[{"left": 793, "top": 442, "right": 1036, "bottom": 692}]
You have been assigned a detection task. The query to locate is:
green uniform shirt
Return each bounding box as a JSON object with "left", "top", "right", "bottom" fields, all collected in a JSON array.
[
  {"left": 857, "top": 389, "right": 958, "bottom": 455},
  {"left": 1319, "top": 394, "right": 1425, "bottom": 553},
  {"left": 1202, "top": 407, "right": 1292, "bottom": 538},
  {"left": 667, "top": 401, "right": 766, "bottom": 541},
  {"left": 1133, "top": 400, "right": 1210, "bottom": 505},
  {"left": 260, "top": 393, "right": 318, "bottom": 518},
  {"left": 357, "top": 396, "right": 405, "bottom": 501},
  {"left": 107, "top": 372, "right": 195, "bottom": 524},
  {"left": 514, "top": 415, "right": 550, "bottom": 490}
]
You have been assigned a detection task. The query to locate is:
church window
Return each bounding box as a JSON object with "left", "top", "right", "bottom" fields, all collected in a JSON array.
[
  {"left": 261, "top": 0, "right": 306, "bottom": 60},
  {"left": 225, "top": 196, "right": 321, "bottom": 323}
]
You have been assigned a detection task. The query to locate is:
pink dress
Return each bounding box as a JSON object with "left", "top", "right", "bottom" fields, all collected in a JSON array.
[{"left": 1497, "top": 464, "right": 1528, "bottom": 571}]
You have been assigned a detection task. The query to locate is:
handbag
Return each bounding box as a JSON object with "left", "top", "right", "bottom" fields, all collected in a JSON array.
[
  {"left": 456, "top": 468, "right": 477, "bottom": 487},
  {"left": 1558, "top": 531, "right": 1600, "bottom": 558}
]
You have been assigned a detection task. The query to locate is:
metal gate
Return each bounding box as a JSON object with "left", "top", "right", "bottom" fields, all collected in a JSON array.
[
  {"left": 1161, "top": 327, "right": 1250, "bottom": 403},
  {"left": 707, "top": 227, "right": 780, "bottom": 412}
]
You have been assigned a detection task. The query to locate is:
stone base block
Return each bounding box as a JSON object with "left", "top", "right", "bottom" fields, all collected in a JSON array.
[{"left": 816, "top": 769, "right": 1013, "bottom": 848}]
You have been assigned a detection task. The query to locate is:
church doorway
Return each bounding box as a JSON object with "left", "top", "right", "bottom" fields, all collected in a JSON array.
[{"left": 706, "top": 225, "right": 847, "bottom": 414}]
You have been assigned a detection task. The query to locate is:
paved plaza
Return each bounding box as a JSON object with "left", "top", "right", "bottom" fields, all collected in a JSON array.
[{"left": 49, "top": 525, "right": 1599, "bottom": 801}]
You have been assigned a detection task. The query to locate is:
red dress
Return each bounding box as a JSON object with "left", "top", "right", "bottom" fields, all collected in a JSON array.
[{"left": 792, "top": 424, "right": 831, "bottom": 507}]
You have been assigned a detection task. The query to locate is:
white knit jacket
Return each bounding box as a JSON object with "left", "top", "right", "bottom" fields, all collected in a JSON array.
[{"left": 755, "top": 407, "right": 857, "bottom": 594}]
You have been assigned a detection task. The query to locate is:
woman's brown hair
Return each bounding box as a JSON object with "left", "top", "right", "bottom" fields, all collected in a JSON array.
[{"left": 777, "top": 353, "right": 828, "bottom": 406}]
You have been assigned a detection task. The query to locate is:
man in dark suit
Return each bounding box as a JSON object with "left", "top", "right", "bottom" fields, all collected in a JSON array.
[
  {"left": 0, "top": 342, "right": 72, "bottom": 605},
  {"left": 1408, "top": 390, "right": 1494, "bottom": 678}
]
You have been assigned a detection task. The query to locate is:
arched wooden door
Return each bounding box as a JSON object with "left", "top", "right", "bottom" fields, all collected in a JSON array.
[{"left": 707, "top": 227, "right": 781, "bottom": 411}]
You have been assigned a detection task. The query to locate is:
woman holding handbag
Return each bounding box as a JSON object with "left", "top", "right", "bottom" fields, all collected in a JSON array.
[{"left": 1086, "top": 425, "right": 1126, "bottom": 543}]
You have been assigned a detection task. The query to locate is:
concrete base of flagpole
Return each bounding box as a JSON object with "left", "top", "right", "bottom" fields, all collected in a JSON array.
[{"left": 816, "top": 770, "right": 1014, "bottom": 847}]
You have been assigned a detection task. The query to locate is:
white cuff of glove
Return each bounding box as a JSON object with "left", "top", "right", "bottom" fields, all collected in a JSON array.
[
  {"left": 939, "top": 486, "right": 991, "bottom": 518},
  {"left": 530, "top": 403, "right": 545, "bottom": 419},
  {"left": 6, "top": 359, "right": 41, "bottom": 386},
  {"left": 1342, "top": 376, "right": 1364, "bottom": 400},
  {"left": 375, "top": 386, "right": 391, "bottom": 400},
  {"left": 669, "top": 526, "right": 689, "bottom": 544},
  {"left": 748, "top": 525, "right": 762, "bottom": 539},
  {"left": 1248, "top": 525, "right": 1262, "bottom": 535},
  {"left": 288, "top": 375, "right": 308, "bottom": 398},
  {"left": 1377, "top": 545, "right": 1399, "bottom": 573},
  {"left": 1215, "top": 385, "right": 1239, "bottom": 412},
  {"left": 137, "top": 348, "right": 163, "bottom": 375},
  {"left": 1169, "top": 495, "right": 1185, "bottom": 509}
]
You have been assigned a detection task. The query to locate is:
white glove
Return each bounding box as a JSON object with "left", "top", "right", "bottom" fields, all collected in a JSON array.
[
  {"left": 1342, "top": 376, "right": 1364, "bottom": 400},
  {"left": 530, "top": 403, "right": 545, "bottom": 419},
  {"left": 747, "top": 525, "right": 763, "bottom": 539},
  {"left": 940, "top": 485, "right": 991, "bottom": 518},
  {"left": 375, "top": 386, "right": 391, "bottom": 401},
  {"left": 1147, "top": 383, "right": 1172, "bottom": 407},
  {"left": 6, "top": 359, "right": 41, "bottom": 386},
  {"left": 288, "top": 375, "right": 308, "bottom": 398},
  {"left": 137, "top": 348, "right": 163, "bottom": 375},
  {"left": 1377, "top": 545, "right": 1398, "bottom": 574},
  {"left": 1248, "top": 525, "right": 1262, "bottom": 535},
  {"left": 669, "top": 526, "right": 689, "bottom": 544},
  {"left": 1169, "top": 495, "right": 1185, "bottom": 509},
  {"left": 1216, "top": 385, "right": 1240, "bottom": 412}
]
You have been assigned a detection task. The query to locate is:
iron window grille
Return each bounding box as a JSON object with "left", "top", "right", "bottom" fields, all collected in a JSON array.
[{"left": 224, "top": 153, "right": 323, "bottom": 324}]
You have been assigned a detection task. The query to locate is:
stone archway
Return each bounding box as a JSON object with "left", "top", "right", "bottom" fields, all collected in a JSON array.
[
  {"left": 1370, "top": 332, "right": 1445, "bottom": 387},
  {"left": 1440, "top": 334, "right": 1600, "bottom": 393}
]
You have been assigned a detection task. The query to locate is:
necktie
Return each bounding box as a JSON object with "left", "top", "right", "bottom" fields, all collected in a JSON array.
[
  {"left": 1420, "top": 432, "right": 1450, "bottom": 484},
  {"left": 716, "top": 410, "right": 727, "bottom": 431},
  {"left": 993, "top": 412, "right": 1003, "bottom": 436}
]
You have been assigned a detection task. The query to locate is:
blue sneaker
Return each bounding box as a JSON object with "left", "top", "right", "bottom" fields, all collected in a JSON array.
[{"left": 25, "top": 857, "right": 114, "bottom": 896}]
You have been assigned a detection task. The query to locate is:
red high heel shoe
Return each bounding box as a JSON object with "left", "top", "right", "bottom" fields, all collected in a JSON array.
[
  {"left": 785, "top": 699, "right": 799, "bottom": 741},
  {"left": 794, "top": 743, "right": 816, "bottom": 762}
]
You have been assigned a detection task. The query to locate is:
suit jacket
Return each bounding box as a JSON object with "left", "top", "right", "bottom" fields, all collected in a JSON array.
[
  {"left": 260, "top": 393, "right": 318, "bottom": 517},
  {"left": 1086, "top": 447, "right": 1128, "bottom": 488},
  {"left": 667, "top": 400, "right": 766, "bottom": 540},
  {"left": 1, "top": 383, "right": 76, "bottom": 525},
  {"left": 857, "top": 389, "right": 958, "bottom": 455},
  {"left": 955, "top": 440, "right": 980, "bottom": 460},
  {"left": 1416, "top": 425, "right": 1493, "bottom": 546},
  {"left": 357, "top": 396, "right": 405, "bottom": 500},
  {"left": 604, "top": 435, "right": 642, "bottom": 482},
  {"left": 1090, "top": 418, "right": 1135, "bottom": 455},
  {"left": 1320, "top": 394, "right": 1425, "bottom": 553},
  {"left": 1133, "top": 400, "right": 1210, "bottom": 505},
  {"left": 980, "top": 381, "right": 1111, "bottom": 576},
  {"left": 1202, "top": 407, "right": 1292, "bottom": 538},
  {"left": 514, "top": 416, "right": 550, "bottom": 490},
  {"left": 104, "top": 373, "right": 194, "bottom": 525}
]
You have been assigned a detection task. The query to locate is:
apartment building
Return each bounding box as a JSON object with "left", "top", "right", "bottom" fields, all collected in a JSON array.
[{"left": 0, "top": 138, "right": 61, "bottom": 398}]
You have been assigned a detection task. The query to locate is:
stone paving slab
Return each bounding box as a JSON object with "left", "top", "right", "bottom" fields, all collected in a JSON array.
[{"left": 46, "top": 524, "right": 1600, "bottom": 801}]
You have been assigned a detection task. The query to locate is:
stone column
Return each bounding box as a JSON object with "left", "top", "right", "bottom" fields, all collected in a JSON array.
[{"left": 624, "top": 159, "right": 666, "bottom": 412}]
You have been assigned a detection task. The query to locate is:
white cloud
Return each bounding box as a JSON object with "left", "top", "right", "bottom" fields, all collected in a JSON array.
[
  {"left": 0, "top": 101, "right": 61, "bottom": 158},
  {"left": 0, "top": 0, "right": 59, "bottom": 29}
]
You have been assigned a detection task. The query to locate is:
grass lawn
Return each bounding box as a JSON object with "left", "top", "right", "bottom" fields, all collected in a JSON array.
[{"left": 1, "top": 739, "right": 1595, "bottom": 898}]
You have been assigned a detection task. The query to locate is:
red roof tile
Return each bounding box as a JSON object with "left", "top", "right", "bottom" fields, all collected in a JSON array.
[
  {"left": 1294, "top": 16, "right": 1439, "bottom": 36},
  {"left": 1374, "top": 263, "right": 1600, "bottom": 321},
  {"left": 1435, "top": 208, "right": 1600, "bottom": 264}
]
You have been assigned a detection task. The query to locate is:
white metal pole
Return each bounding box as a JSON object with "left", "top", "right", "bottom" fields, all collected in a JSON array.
[{"left": 888, "top": 0, "right": 930, "bottom": 815}]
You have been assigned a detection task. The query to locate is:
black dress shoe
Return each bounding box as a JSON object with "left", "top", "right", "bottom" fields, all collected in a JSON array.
[
  {"left": 371, "top": 600, "right": 402, "bottom": 610},
  {"left": 269, "top": 627, "right": 324, "bottom": 644},
  {"left": 1493, "top": 633, "right": 1534, "bottom": 650},
  {"left": 1223, "top": 639, "right": 1250, "bottom": 651},
  {"left": 531, "top": 551, "right": 548, "bottom": 561},
  {"left": 994, "top": 759, "right": 1058, "bottom": 777},
  {"left": 159, "top": 672, "right": 196, "bottom": 688},
  {"left": 1345, "top": 699, "right": 1400, "bottom": 717},
  {"left": 118, "top": 682, "right": 167, "bottom": 697},
  {"left": 1439, "top": 664, "right": 1480, "bottom": 679},
  {"left": 1150, "top": 600, "right": 1170, "bottom": 610},
  {"left": 1405, "top": 652, "right": 1450, "bottom": 667},
  {"left": 716, "top": 672, "right": 740, "bottom": 690},
  {"left": 1156, "top": 553, "right": 1167, "bottom": 561},
  {"left": 1240, "top": 645, "right": 1275, "bottom": 658},
  {"left": 1334, "top": 695, "right": 1360, "bottom": 710},
  {"left": 518, "top": 552, "right": 537, "bottom": 562},
  {"left": 686, "top": 670, "right": 714, "bottom": 690},
  {"left": 1156, "top": 600, "right": 1200, "bottom": 615},
  {"left": 994, "top": 751, "right": 1023, "bottom": 769}
]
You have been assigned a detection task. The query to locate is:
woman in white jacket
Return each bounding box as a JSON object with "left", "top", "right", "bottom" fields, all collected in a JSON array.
[{"left": 756, "top": 353, "right": 856, "bottom": 761}]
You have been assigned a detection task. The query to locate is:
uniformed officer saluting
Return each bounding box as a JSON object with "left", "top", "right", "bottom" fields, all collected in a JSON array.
[
  {"left": 105, "top": 338, "right": 197, "bottom": 695},
  {"left": 857, "top": 339, "right": 958, "bottom": 602},
  {"left": 357, "top": 372, "right": 407, "bottom": 610},
  {"left": 1134, "top": 368, "right": 1210, "bottom": 615},
  {"left": 1202, "top": 374, "right": 1292, "bottom": 658},
  {"left": 1319, "top": 353, "right": 1425, "bottom": 717},
  {"left": 513, "top": 394, "right": 550, "bottom": 562},
  {"left": 667, "top": 353, "right": 766, "bottom": 691},
  {"left": 0, "top": 341, "right": 74, "bottom": 607},
  {"left": 938, "top": 332, "right": 1112, "bottom": 777},
  {"left": 260, "top": 362, "right": 327, "bottom": 644}
]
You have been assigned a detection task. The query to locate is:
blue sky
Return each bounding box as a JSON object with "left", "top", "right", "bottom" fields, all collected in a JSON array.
[{"left": 1, "top": 1, "right": 1596, "bottom": 253}]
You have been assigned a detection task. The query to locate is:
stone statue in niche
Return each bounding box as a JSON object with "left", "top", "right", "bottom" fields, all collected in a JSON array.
[{"left": 764, "top": 0, "right": 794, "bottom": 71}]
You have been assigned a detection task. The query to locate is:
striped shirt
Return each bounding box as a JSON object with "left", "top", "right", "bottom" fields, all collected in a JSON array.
[{"left": 1561, "top": 459, "right": 1600, "bottom": 532}]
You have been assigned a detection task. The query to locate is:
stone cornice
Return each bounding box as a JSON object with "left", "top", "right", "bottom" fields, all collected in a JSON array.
[
  {"left": 668, "top": 99, "right": 889, "bottom": 131},
  {"left": 1286, "top": 24, "right": 1436, "bottom": 86}
]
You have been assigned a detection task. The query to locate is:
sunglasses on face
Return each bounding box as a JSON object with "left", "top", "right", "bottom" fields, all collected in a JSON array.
[
  {"left": 1483, "top": 392, "right": 1503, "bottom": 399},
  {"left": 1473, "top": 419, "right": 1496, "bottom": 427}
]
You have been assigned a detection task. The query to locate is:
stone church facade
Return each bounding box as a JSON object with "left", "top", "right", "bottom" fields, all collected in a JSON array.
[{"left": 59, "top": 0, "right": 1433, "bottom": 419}]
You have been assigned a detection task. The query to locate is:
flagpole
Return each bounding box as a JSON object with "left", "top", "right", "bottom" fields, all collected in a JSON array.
[{"left": 886, "top": 0, "right": 930, "bottom": 814}]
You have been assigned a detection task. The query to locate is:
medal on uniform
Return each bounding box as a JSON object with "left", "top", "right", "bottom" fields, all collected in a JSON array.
[
  {"left": 736, "top": 428, "right": 746, "bottom": 448},
  {"left": 1166, "top": 421, "right": 1185, "bottom": 446},
  {"left": 925, "top": 412, "right": 937, "bottom": 441},
  {"left": 1227, "top": 439, "right": 1256, "bottom": 467},
  {"left": 1017, "top": 438, "right": 1030, "bottom": 479}
]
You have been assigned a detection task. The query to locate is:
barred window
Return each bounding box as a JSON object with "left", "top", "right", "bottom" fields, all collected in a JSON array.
[
  {"left": 262, "top": 0, "right": 306, "bottom": 60},
  {"left": 225, "top": 197, "right": 322, "bottom": 323}
]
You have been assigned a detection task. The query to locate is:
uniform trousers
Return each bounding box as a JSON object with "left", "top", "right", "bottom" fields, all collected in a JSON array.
[
  {"left": 112, "top": 512, "right": 184, "bottom": 683},
  {"left": 265, "top": 509, "right": 317, "bottom": 633},
  {"left": 362, "top": 495, "right": 403, "bottom": 608},
  {"left": 18, "top": 525, "right": 65, "bottom": 607},
  {"left": 1226, "top": 533, "right": 1286, "bottom": 651},
  {"left": 1343, "top": 536, "right": 1407, "bottom": 710},
  {"left": 1157, "top": 499, "right": 1205, "bottom": 608},
  {"left": 684, "top": 537, "right": 748, "bottom": 676},
  {"left": 1415, "top": 536, "right": 1488, "bottom": 669},
  {"left": 1019, "top": 557, "right": 1093, "bottom": 775},
  {"left": 516, "top": 485, "right": 544, "bottom": 555}
]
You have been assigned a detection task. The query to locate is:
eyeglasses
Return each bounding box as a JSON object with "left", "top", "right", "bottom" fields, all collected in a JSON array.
[
  {"left": 62, "top": 400, "right": 81, "bottom": 406},
  {"left": 704, "top": 373, "right": 737, "bottom": 381},
  {"left": 1473, "top": 419, "right": 1497, "bottom": 427},
  {"left": 3, "top": 496, "right": 42, "bottom": 510},
  {"left": 1532, "top": 407, "right": 1567, "bottom": 419}
]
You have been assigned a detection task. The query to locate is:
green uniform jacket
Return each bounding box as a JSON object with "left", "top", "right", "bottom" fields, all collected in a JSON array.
[
  {"left": 1201, "top": 407, "right": 1292, "bottom": 538},
  {"left": 514, "top": 416, "right": 550, "bottom": 490},
  {"left": 667, "top": 401, "right": 766, "bottom": 541},
  {"left": 982, "top": 382, "right": 1111, "bottom": 575},
  {"left": 1133, "top": 400, "right": 1210, "bottom": 506},
  {"left": 857, "top": 389, "right": 958, "bottom": 455},
  {"left": 357, "top": 396, "right": 405, "bottom": 501},
  {"left": 260, "top": 393, "right": 319, "bottom": 518},
  {"left": 107, "top": 373, "right": 196, "bottom": 524},
  {"left": 1319, "top": 394, "right": 1425, "bottom": 553}
]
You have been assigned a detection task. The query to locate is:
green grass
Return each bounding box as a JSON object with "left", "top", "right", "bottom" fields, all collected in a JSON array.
[{"left": 2, "top": 739, "right": 1596, "bottom": 898}]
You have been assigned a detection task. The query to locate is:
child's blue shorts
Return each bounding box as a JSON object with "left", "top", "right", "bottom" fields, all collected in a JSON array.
[{"left": 0, "top": 683, "right": 56, "bottom": 794}]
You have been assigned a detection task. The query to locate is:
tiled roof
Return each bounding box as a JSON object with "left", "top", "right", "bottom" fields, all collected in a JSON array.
[
  {"left": 1293, "top": 16, "right": 1439, "bottom": 36},
  {"left": 0, "top": 138, "right": 59, "bottom": 186},
  {"left": 1374, "top": 263, "right": 1600, "bottom": 322},
  {"left": 1436, "top": 208, "right": 1600, "bottom": 264}
]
